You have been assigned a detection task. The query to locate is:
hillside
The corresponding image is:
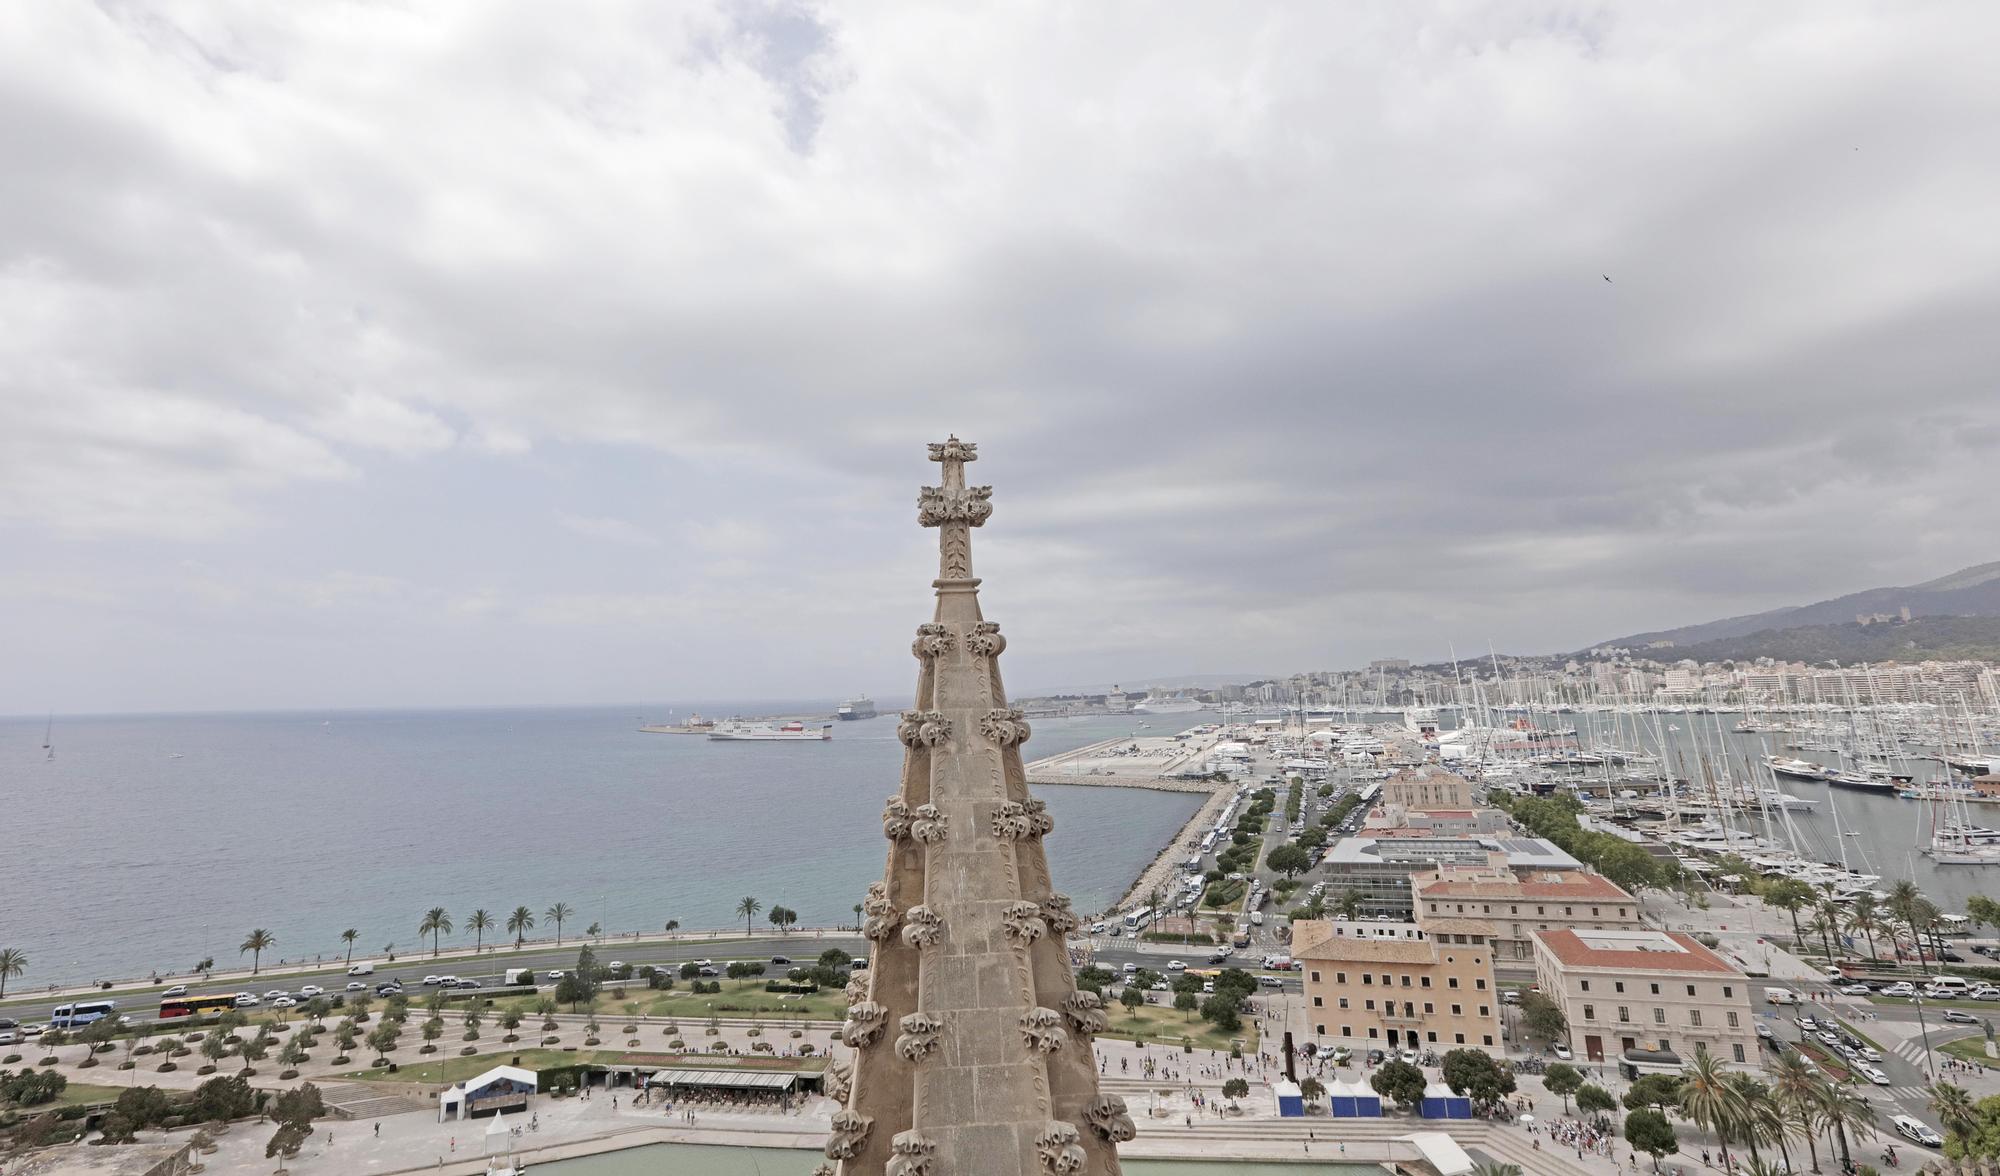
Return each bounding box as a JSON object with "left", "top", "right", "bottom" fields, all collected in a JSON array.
[
  {"left": 1603, "top": 560, "right": 2000, "bottom": 649},
  {"left": 1657, "top": 614, "right": 2000, "bottom": 666}
]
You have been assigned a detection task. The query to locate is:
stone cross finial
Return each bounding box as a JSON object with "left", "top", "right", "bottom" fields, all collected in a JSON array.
[{"left": 919, "top": 436, "right": 992, "bottom": 580}]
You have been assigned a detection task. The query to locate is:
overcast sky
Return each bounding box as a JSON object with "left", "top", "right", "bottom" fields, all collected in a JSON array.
[{"left": 6, "top": 2, "right": 2000, "bottom": 714}]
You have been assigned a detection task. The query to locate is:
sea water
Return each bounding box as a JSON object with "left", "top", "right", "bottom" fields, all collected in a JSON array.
[{"left": 0, "top": 706, "right": 1198, "bottom": 986}]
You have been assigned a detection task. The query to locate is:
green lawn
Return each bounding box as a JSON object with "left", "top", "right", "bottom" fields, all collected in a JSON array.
[
  {"left": 1941, "top": 1039, "right": 2000, "bottom": 1070},
  {"left": 54, "top": 1081, "right": 128, "bottom": 1108},
  {"left": 1099, "top": 1003, "right": 1259, "bottom": 1053}
]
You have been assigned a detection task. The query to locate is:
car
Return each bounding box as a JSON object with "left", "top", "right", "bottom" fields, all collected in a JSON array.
[
  {"left": 298, "top": 985, "right": 324, "bottom": 997},
  {"left": 1796, "top": 1015, "right": 1820, "bottom": 1032},
  {"left": 263, "top": 989, "right": 289, "bottom": 1000},
  {"left": 1756, "top": 1023, "right": 1776, "bottom": 1041},
  {"left": 1970, "top": 985, "right": 2000, "bottom": 1001},
  {"left": 1863, "top": 1066, "right": 1891, "bottom": 1086},
  {"left": 1167, "top": 961, "right": 1187, "bottom": 971},
  {"left": 610, "top": 960, "right": 628, "bottom": 970},
  {"left": 1201, "top": 981, "right": 1214, "bottom": 994},
  {"left": 1261, "top": 976, "right": 1282, "bottom": 988},
  {"left": 234, "top": 994, "right": 261, "bottom": 1007},
  {"left": 1882, "top": 982, "right": 1917, "bottom": 997},
  {"left": 698, "top": 966, "right": 719, "bottom": 978},
  {"left": 1552, "top": 1043, "right": 1573, "bottom": 1060},
  {"left": 345, "top": 981, "right": 365, "bottom": 991},
  {"left": 422, "top": 975, "right": 442, "bottom": 986},
  {"left": 547, "top": 970, "right": 566, "bottom": 980},
  {"left": 1817, "top": 1031, "right": 1840, "bottom": 1047},
  {"left": 1088, "top": 922, "right": 1105, "bottom": 934},
  {"left": 375, "top": 983, "right": 403, "bottom": 997},
  {"left": 1122, "top": 963, "right": 1138, "bottom": 974},
  {"left": 457, "top": 979, "right": 481, "bottom": 989},
  {"left": 436, "top": 976, "right": 459, "bottom": 987},
  {"left": 767, "top": 957, "right": 788, "bottom": 967},
  {"left": 272, "top": 996, "right": 297, "bottom": 1008},
  {"left": 1500, "top": 990, "right": 1521, "bottom": 1004},
  {"left": 851, "top": 958, "right": 869, "bottom": 970},
  {"left": 693, "top": 959, "right": 713, "bottom": 968},
  {"left": 161, "top": 985, "right": 188, "bottom": 999},
  {"left": 1942, "top": 1009, "right": 1978, "bottom": 1024},
  {"left": 1859, "top": 1045, "right": 1883, "bottom": 1061},
  {"left": 347, "top": 963, "right": 375, "bottom": 976},
  {"left": 18, "top": 1023, "right": 44, "bottom": 1038},
  {"left": 1892, "top": 1115, "right": 1944, "bottom": 1148},
  {"left": 1365, "top": 1049, "right": 1386, "bottom": 1065},
  {"left": 1840, "top": 983, "right": 1873, "bottom": 996},
  {"left": 1399, "top": 1049, "right": 1420, "bottom": 1065}
]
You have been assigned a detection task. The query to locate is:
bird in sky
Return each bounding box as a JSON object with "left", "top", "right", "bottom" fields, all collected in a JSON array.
[{"left": 1602, "top": 274, "right": 1613, "bottom": 283}]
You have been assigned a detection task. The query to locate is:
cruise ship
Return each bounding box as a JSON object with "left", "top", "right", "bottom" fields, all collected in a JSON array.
[
  {"left": 708, "top": 720, "right": 833, "bottom": 742},
  {"left": 837, "top": 695, "right": 878, "bottom": 721},
  {"left": 1132, "top": 693, "right": 1206, "bottom": 714}
]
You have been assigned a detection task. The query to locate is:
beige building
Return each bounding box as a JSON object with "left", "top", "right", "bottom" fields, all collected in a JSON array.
[
  {"left": 1531, "top": 929, "right": 1758, "bottom": 1068},
  {"left": 1293, "top": 918, "right": 1503, "bottom": 1053},
  {"left": 1381, "top": 766, "right": 1475, "bottom": 810},
  {"left": 1414, "top": 865, "right": 1643, "bottom": 962}
]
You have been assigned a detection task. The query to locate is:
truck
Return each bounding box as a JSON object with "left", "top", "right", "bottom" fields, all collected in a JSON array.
[
  {"left": 1763, "top": 987, "right": 1800, "bottom": 1005},
  {"left": 505, "top": 968, "right": 535, "bottom": 986},
  {"left": 1249, "top": 911, "right": 1265, "bottom": 927},
  {"left": 1260, "top": 954, "right": 1293, "bottom": 971}
]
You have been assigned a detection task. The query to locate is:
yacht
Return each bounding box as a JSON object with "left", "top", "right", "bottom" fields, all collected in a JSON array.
[{"left": 1766, "top": 756, "right": 1829, "bottom": 782}]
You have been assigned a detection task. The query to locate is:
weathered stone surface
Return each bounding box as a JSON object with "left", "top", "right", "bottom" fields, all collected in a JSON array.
[{"left": 834, "top": 440, "right": 1125, "bottom": 1175}]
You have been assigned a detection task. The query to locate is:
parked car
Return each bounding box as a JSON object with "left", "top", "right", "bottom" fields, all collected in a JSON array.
[
  {"left": 1881, "top": 981, "right": 1917, "bottom": 997},
  {"left": 1553, "top": 1043, "right": 1573, "bottom": 1060},
  {"left": 1756, "top": 1023, "right": 1776, "bottom": 1041},
  {"left": 1366, "top": 1049, "right": 1386, "bottom": 1065},
  {"left": 1839, "top": 983, "right": 1873, "bottom": 996}
]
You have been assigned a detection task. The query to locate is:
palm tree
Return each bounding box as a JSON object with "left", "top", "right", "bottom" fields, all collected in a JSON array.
[
  {"left": 1929, "top": 1079, "right": 1977, "bottom": 1147},
  {"left": 1764, "top": 879, "right": 1813, "bottom": 952},
  {"left": 418, "top": 908, "right": 453, "bottom": 957},
  {"left": 508, "top": 906, "right": 536, "bottom": 947},
  {"left": 663, "top": 919, "right": 680, "bottom": 935},
  {"left": 736, "top": 896, "right": 762, "bottom": 935},
  {"left": 467, "top": 910, "right": 494, "bottom": 952},
  {"left": 1888, "top": 879, "right": 1929, "bottom": 974},
  {"left": 0, "top": 947, "right": 26, "bottom": 998},
  {"left": 1679, "top": 1052, "right": 1746, "bottom": 1172},
  {"left": 340, "top": 929, "right": 360, "bottom": 965},
  {"left": 1809, "top": 902, "right": 1842, "bottom": 963},
  {"left": 1470, "top": 1163, "right": 1523, "bottom": 1176},
  {"left": 1814, "top": 1076, "right": 1872, "bottom": 1171},
  {"left": 546, "top": 902, "right": 573, "bottom": 945},
  {"left": 585, "top": 921, "right": 602, "bottom": 941},
  {"left": 1770, "top": 1051, "right": 1824, "bottom": 1174},
  {"left": 1728, "top": 1073, "right": 1786, "bottom": 1172},
  {"left": 1845, "top": 894, "right": 1883, "bottom": 962},
  {"left": 852, "top": 903, "right": 864, "bottom": 930},
  {"left": 239, "top": 929, "right": 275, "bottom": 975}
]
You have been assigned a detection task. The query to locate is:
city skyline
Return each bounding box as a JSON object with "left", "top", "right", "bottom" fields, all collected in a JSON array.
[{"left": 8, "top": 3, "right": 2000, "bottom": 713}]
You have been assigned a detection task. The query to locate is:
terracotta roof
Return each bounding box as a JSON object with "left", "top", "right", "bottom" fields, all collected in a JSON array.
[
  {"left": 1420, "top": 917, "right": 1493, "bottom": 936},
  {"left": 1417, "top": 870, "right": 1634, "bottom": 903},
  {"left": 1292, "top": 928, "right": 1439, "bottom": 964},
  {"left": 1532, "top": 929, "right": 1739, "bottom": 975}
]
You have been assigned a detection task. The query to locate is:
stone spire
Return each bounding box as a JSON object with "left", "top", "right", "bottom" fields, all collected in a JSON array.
[{"left": 822, "top": 438, "right": 1132, "bottom": 1176}]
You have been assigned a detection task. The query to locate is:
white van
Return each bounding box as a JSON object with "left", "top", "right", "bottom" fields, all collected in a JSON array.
[
  {"left": 347, "top": 962, "right": 375, "bottom": 976},
  {"left": 1924, "top": 975, "right": 1971, "bottom": 997},
  {"left": 1764, "top": 987, "right": 1801, "bottom": 1005}
]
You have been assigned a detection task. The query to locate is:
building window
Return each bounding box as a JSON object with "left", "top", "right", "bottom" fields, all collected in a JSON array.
[
  {"left": 1732, "top": 1043, "right": 1745, "bottom": 1063},
  {"left": 1536, "top": 906, "right": 1545, "bottom": 915},
  {"left": 1367, "top": 1027, "right": 1378, "bottom": 1039},
  {"left": 1653, "top": 1008, "right": 1666, "bottom": 1024},
  {"left": 1722, "top": 986, "right": 1732, "bottom": 998},
  {"left": 1421, "top": 976, "right": 1432, "bottom": 988},
  {"left": 1686, "top": 984, "right": 1696, "bottom": 997},
  {"left": 1424, "top": 1003, "right": 1435, "bottom": 1014},
  {"left": 1618, "top": 1007, "right": 1630, "bottom": 1023},
  {"left": 1448, "top": 977, "right": 1460, "bottom": 989},
  {"left": 1483, "top": 1035, "right": 1493, "bottom": 1046},
  {"left": 1581, "top": 980, "right": 1591, "bottom": 992},
  {"left": 1451, "top": 1004, "right": 1462, "bottom": 1016},
  {"left": 1592, "top": 907, "right": 1600, "bottom": 916},
  {"left": 1689, "top": 1010, "right": 1702, "bottom": 1026},
  {"left": 1317, "top": 1024, "right": 1326, "bottom": 1035},
  {"left": 1312, "top": 996, "right": 1324, "bottom": 1008},
  {"left": 1583, "top": 1005, "right": 1595, "bottom": 1021},
  {"left": 1342, "top": 1026, "right": 1353, "bottom": 1037},
  {"left": 1509, "top": 905, "right": 1517, "bottom": 914},
  {"left": 1365, "top": 1000, "right": 1376, "bottom": 1011},
  {"left": 1475, "top": 978, "right": 1487, "bottom": 990},
  {"left": 1337, "top": 972, "right": 1347, "bottom": 984},
  {"left": 1565, "top": 907, "right": 1573, "bottom": 915},
  {"left": 1401, "top": 975, "right": 1412, "bottom": 988},
  {"left": 1478, "top": 1005, "right": 1490, "bottom": 1017},
  {"left": 1726, "top": 1011, "right": 1739, "bottom": 1028},
  {"left": 1311, "top": 971, "right": 1321, "bottom": 983},
  {"left": 1455, "top": 1033, "right": 1465, "bottom": 1044},
  {"left": 1614, "top": 982, "right": 1625, "bottom": 994},
  {"left": 1619, "top": 908, "right": 1628, "bottom": 917},
  {"left": 1649, "top": 983, "right": 1660, "bottom": 995},
  {"left": 1427, "top": 1030, "right": 1438, "bottom": 1042}
]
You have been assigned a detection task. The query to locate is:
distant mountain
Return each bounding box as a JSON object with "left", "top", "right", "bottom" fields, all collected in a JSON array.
[
  {"left": 1663, "top": 614, "right": 2000, "bottom": 666},
  {"left": 1601, "top": 560, "right": 2000, "bottom": 650}
]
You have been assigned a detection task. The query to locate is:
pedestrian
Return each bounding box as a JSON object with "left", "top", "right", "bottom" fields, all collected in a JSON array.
[{"left": 374, "top": 1122, "right": 380, "bottom": 1138}]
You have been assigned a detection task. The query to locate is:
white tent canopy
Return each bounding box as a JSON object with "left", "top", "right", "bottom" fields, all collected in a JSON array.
[{"left": 1398, "top": 1131, "right": 1474, "bottom": 1176}]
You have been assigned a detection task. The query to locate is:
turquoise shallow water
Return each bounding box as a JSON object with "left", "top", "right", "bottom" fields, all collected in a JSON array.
[
  {"left": 530, "top": 1143, "right": 1385, "bottom": 1174},
  {"left": 0, "top": 705, "right": 1198, "bottom": 985}
]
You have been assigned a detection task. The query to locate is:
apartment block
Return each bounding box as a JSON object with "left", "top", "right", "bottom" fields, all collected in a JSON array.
[
  {"left": 1294, "top": 918, "right": 1503, "bottom": 1053},
  {"left": 1531, "top": 929, "right": 1758, "bottom": 1069}
]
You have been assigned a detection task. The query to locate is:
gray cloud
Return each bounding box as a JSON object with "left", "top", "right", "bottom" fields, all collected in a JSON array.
[{"left": 4, "top": 1, "right": 1999, "bottom": 712}]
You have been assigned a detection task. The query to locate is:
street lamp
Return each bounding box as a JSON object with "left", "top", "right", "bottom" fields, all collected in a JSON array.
[{"left": 1911, "top": 997, "right": 1936, "bottom": 1079}]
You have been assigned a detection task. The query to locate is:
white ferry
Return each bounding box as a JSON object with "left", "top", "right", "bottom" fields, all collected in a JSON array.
[{"left": 708, "top": 720, "right": 833, "bottom": 742}]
